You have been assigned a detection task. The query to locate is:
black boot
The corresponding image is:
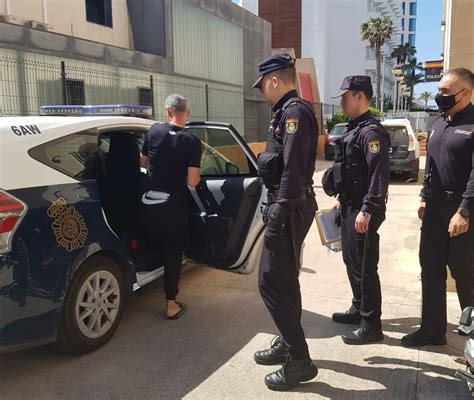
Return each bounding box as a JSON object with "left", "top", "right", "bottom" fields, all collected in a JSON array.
[
  {"left": 342, "top": 322, "right": 384, "bottom": 345},
  {"left": 264, "top": 356, "right": 318, "bottom": 391},
  {"left": 254, "top": 336, "right": 289, "bottom": 365},
  {"left": 401, "top": 329, "right": 447, "bottom": 347},
  {"left": 332, "top": 309, "right": 361, "bottom": 325}
]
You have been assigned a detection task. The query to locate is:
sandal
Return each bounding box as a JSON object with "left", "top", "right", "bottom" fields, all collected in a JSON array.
[{"left": 167, "top": 301, "right": 187, "bottom": 320}]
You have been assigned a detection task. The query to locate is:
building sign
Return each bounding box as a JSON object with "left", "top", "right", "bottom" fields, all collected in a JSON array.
[{"left": 422, "top": 60, "right": 444, "bottom": 82}]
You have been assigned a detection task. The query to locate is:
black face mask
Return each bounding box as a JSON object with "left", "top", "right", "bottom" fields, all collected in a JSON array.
[{"left": 435, "top": 89, "right": 464, "bottom": 113}]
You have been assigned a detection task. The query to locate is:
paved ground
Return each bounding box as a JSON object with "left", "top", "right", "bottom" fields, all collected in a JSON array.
[{"left": 0, "top": 157, "right": 470, "bottom": 399}]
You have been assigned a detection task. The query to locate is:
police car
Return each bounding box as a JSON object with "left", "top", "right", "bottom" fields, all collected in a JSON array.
[{"left": 0, "top": 105, "right": 265, "bottom": 354}]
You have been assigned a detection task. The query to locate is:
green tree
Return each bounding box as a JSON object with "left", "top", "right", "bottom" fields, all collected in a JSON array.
[
  {"left": 361, "top": 17, "right": 393, "bottom": 110},
  {"left": 325, "top": 111, "right": 348, "bottom": 132},
  {"left": 419, "top": 90, "right": 434, "bottom": 106},
  {"left": 404, "top": 57, "right": 424, "bottom": 109},
  {"left": 391, "top": 43, "right": 417, "bottom": 73}
]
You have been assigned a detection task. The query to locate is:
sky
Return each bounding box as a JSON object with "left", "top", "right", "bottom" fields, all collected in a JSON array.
[{"left": 413, "top": 0, "right": 444, "bottom": 105}]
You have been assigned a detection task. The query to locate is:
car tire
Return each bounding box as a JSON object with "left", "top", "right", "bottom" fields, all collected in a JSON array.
[{"left": 55, "top": 255, "right": 126, "bottom": 354}]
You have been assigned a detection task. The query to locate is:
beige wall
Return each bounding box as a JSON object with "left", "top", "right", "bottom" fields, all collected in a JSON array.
[{"left": 0, "top": 0, "right": 132, "bottom": 49}]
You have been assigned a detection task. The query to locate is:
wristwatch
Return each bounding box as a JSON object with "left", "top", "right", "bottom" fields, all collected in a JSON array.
[
  {"left": 457, "top": 207, "right": 470, "bottom": 218},
  {"left": 361, "top": 211, "right": 370, "bottom": 218}
]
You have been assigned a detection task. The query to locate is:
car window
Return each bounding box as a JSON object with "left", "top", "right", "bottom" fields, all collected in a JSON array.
[
  {"left": 187, "top": 127, "right": 255, "bottom": 176},
  {"left": 330, "top": 125, "right": 347, "bottom": 137},
  {"left": 384, "top": 126, "right": 409, "bottom": 144},
  {"left": 29, "top": 131, "right": 99, "bottom": 180}
]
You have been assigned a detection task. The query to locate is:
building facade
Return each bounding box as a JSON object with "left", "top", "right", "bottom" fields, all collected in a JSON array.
[
  {"left": 442, "top": 0, "right": 474, "bottom": 97},
  {"left": 242, "top": 0, "right": 403, "bottom": 107},
  {"left": 0, "top": 0, "right": 272, "bottom": 142},
  {"left": 400, "top": 0, "right": 417, "bottom": 47}
]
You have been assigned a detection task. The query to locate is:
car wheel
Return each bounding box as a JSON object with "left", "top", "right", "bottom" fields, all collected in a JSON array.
[{"left": 55, "top": 255, "right": 126, "bottom": 354}]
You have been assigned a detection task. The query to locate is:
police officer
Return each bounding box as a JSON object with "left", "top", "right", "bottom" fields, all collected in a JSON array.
[
  {"left": 324, "top": 76, "right": 390, "bottom": 345},
  {"left": 140, "top": 94, "right": 202, "bottom": 320},
  {"left": 402, "top": 68, "right": 474, "bottom": 347},
  {"left": 252, "top": 53, "right": 319, "bottom": 391}
]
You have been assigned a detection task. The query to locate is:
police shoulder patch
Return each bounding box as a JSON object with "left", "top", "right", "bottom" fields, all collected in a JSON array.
[
  {"left": 285, "top": 119, "right": 299, "bottom": 134},
  {"left": 368, "top": 140, "right": 380, "bottom": 154}
]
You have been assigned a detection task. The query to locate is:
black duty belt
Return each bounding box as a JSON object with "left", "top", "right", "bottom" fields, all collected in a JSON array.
[
  {"left": 425, "top": 188, "right": 463, "bottom": 201},
  {"left": 267, "top": 184, "right": 314, "bottom": 203}
]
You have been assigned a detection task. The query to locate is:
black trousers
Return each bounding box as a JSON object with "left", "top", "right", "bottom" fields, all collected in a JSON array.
[
  {"left": 258, "top": 199, "right": 316, "bottom": 360},
  {"left": 140, "top": 191, "right": 188, "bottom": 301},
  {"left": 341, "top": 205, "right": 385, "bottom": 329},
  {"left": 419, "top": 199, "right": 474, "bottom": 334}
]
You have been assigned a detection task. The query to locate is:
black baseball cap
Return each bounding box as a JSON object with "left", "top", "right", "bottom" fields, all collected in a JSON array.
[
  {"left": 332, "top": 75, "right": 374, "bottom": 98},
  {"left": 253, "top": 53, "right": 296, "bottom": 89}
]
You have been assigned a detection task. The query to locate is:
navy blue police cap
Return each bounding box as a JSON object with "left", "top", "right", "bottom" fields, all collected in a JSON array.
[
  {"left": 253, "top": 53, "right": 296, "bottom": 89},
  {"left": 332, "top": 75, "right": 374, "bottom": 98}
]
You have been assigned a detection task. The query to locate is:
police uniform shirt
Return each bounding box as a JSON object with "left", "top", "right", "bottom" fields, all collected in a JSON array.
[
  {"left": 273, "top": 90, "right": 318, "bottom": 206},
  {"left": 345, "top": 111, "right": 390, "bottom": 214},
  {"left": 423, "top": 103, "right": 474, "bottom": 209},
  {"left": 142, "top": 123, "right": 202, "bottom": 192}
]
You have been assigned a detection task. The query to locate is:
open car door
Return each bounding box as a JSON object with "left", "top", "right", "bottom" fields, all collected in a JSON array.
[{"left": 185, "top": 122, "right": 266, "bottom": 274}]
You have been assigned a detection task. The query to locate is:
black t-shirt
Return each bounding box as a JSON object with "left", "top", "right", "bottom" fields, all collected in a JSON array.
[{"left": 142, "top": 123, "right": 202, "bottom": 192}]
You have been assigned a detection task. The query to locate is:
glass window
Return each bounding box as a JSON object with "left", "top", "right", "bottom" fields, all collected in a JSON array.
[
  {"left": 187, "top": 127, "right": 255, "bottom": 176},
  {"left": 410, "top": 2, "right": 417, "bottom": 16},
  {"left": 402, "top": 2, "right": 406, "bottom": 15},
  {"left": 401, "top": 18, "right": 405, "bottom": 31},
  {"left": 409, "top": 18, "right": 416, "bottom": 32},
  {"left": 408, "top": 34, "right": 416, "bottom": 46},
  {"left": 138, "top": 87, "right": 152, "bottom": 107},
  {"left": 29, "top": 131, "right": 99, "bottom": 180},
  {"left": 85, "top": 0, "right": 113, "bottom": 27},
  {"left": 401, "top": 34, "right": 404, "bottom": 44}
]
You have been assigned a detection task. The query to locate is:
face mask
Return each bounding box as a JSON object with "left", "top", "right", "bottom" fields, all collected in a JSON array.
[{"left": 435, "top": 89, "right": 464, "bottom": 112}]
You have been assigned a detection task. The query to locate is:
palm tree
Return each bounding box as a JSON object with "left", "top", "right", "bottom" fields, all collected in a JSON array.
[
  {"left": 391, "top": 43, "right": 417, "bottom": 73},
  {"left": 404, "top": 57, "right": 424, "bottom": 108},
  {"left": 361, "top": 17, "right": 393, "bottom": 110},
  {"left": 419, "top": 91, "right": 434, "bottom": 106}
]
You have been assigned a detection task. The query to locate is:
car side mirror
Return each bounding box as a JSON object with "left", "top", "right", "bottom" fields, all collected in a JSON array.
[{"left": 225, "top": 162, "right": 240, "bottom": 175}]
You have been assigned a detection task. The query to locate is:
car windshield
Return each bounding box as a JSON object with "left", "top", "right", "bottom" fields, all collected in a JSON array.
[
  {"left": 330, "top": 125, "right": 346, "bottom": 137},
  {"left": 384, "top": 126, "right": 409, "bottom": 144}
]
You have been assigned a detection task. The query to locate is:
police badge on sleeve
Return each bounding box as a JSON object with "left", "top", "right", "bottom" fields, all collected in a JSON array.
[
  {"left": 368, "top": 140, "right": 380, "bottom": 154},
  {"left": 285, "top": 119, "right": 299, "bottom": 134}
]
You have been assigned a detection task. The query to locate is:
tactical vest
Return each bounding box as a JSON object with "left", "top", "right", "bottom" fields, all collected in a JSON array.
[
  {"left": 257, "top": 97, "right": 317, "bottom": 191},
  {"left": 333, "top": 117, "right": 383, "bottom": 199}
]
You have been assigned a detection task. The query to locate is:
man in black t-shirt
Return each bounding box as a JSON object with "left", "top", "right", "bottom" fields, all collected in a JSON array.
[{"left": 140, "top": 94, "right": 202, "bottom": 320}]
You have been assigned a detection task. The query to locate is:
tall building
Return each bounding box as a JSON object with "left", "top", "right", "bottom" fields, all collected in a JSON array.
[
  {"left": 400, "top": 0, "right": 417, "bottom": 46},
  {"left": 242, "top": 0, "right": 403, "bottom": 107}
]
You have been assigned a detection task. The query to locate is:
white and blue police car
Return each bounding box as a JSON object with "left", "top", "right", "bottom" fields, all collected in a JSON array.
[{"left": 0, "top": 105, "right": 265, "bottom": 354}]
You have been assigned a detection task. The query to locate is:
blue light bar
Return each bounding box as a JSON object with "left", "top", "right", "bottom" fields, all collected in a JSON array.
[{"left": 39, "top": 104, "right": 153, "bottom": 118}]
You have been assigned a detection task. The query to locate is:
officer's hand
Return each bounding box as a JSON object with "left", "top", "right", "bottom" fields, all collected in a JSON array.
[
  {"left": 355, "top": 212, "right": 371, "bottom": 234},
  {"left": 418, "top": 202, "right": 426, "bottom": 221},
  {"left": 333, "top": 200, "right": 341, "bottom": 211},
  {"left": 448, "top": 212, "right": 469, "bottom": 237}
]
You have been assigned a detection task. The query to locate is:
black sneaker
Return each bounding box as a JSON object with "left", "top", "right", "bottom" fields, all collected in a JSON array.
[
  {"left": 332, "top": 310, "right": 362, "bottom": 325},
  {"left": 401, "top": 329, "right": 447, "bottom": 348},
  {"left": 264, "top": 356, "right": 318, "bottom": 391},
  {"left": 254, "top": 336, "right": 289, "bottom": 365}
]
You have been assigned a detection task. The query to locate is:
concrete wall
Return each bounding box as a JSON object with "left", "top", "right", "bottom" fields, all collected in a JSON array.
[{"left": 0, "top": 0, "right": 132, "bottom": 49}]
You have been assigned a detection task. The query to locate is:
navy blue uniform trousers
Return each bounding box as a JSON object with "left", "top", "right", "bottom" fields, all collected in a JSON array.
[
  {"left": 420, "top": 199, "right": 474, "bottom": 334},
  {"left": 258, "top": 201, "right": 315, "bottom": 360},
  {"left": 341, "top": 205, "right": 385, "bottom": 329}
]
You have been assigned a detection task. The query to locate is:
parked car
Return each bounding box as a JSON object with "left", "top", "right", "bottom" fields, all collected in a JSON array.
[
  {"left": 381, "top": 118, "right": 420, "bottom": 180},
  {"left": 0, "top": 105, "right": 265, "bottom": 354},
  {"left": 324, "top": 123, "right": 347, "bottom": 160}
]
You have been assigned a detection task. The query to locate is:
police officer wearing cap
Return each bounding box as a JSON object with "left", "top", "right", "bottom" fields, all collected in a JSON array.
[
  {"left": 402, "top": 68, "right": 474, "bottom": 347},
  {"left": 252, "top": 53, "right": 319, "bottom": 391},
  {"left": 323, "top": 76, "right": 390, "bottom": 344}
]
